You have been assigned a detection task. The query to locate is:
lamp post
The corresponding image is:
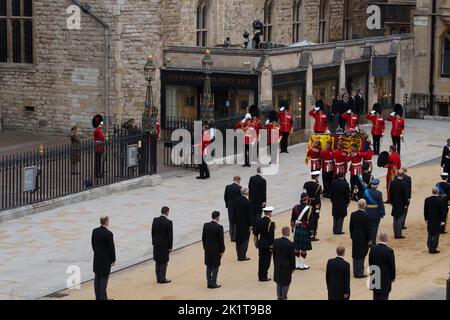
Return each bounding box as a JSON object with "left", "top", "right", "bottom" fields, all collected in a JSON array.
[
  {"left": 143, "top": 54, "right": 159, "bottom": 174},
  {"left": 201, "top": 49, "right": 214, "bottom": 125}
]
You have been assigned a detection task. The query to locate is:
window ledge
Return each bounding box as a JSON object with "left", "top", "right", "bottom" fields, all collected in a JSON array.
[{"left": 0, "top": 63, "right": 35, "bottom": 73}]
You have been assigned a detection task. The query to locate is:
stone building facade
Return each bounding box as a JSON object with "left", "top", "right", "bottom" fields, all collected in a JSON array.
[{"left": 0, "top": 0, "right": 399, "bottom": 135}]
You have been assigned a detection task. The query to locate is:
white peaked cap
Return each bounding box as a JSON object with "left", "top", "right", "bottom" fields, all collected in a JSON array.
[
  {"left": 263, "top": 206, "right": 274, "bottom": 212},
  {"left": 311, "top": 171, "right": 321, "bottom": 176}
]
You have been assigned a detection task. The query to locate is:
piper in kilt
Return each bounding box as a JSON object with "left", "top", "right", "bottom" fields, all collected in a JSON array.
[{"left": 290, "top": 192, "right": 312, "bottom": 270}]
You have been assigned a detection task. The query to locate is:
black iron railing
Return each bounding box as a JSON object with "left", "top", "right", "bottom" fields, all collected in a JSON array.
[
  {"left": 0, "top": 129, "right": 150, "bottom": 211},
  {"left": 404, "top": 93, "right": 450, "bottom": 119}
]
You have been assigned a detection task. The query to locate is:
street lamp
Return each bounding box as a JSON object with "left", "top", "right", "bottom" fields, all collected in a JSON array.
[
  {"left": 201, "top": 49, "right": 214, "bottom": 124},
  {"left": 142, "top": 54, "right": 159, "bottom": 175}
]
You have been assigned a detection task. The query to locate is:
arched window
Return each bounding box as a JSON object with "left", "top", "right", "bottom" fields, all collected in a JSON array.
[
  {"left": 319, "top": 0, "right": 329, "bottom": 43},
  {"left": 196, "top": 1, "right": 208, "bottom": 46},
  {"left": 442, "top": 31, "right": 450, "bottom": 77},
  {"left": 292, "top": 0, "right": 303, "bottom": 43},
  {"left": 343, "top": 0, "right": 352, "bottom": 40},
  {"left": 264, "top": 0, "right": 273, "bottom": 43}
]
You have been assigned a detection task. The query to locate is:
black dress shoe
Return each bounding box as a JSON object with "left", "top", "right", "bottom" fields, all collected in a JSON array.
[
  {"left": 310, "top": 237, "right": 320, "bottom": 241},
  {"left": 337, "top": 232, "right": 345, "bottom": 235},
  {"left": 208, "top": 284, "right": 221, "bottom": 289},
  {"left": 429, "top": 250, "right": 440, "bottom": 254},
  {"left": 441, "top": 231, "right": 448, "bottom": 234},
  {"left": 395, "top": 236, "right": 406, "bottom": 239},
  {"left": 158, "top": 279, "right": 172, "bottom": 284},
  {"left": 238, "top": 257, "right": 251, "bottom": 261},
  {"left": 259, "top": 278, "right": 271, "bottom": 282}
]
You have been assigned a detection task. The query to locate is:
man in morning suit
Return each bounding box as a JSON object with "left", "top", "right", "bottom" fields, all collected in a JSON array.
[
  {"left": 249, "top": 167, "right": 267, "bottom": 225},
  {"left": 326, "top": 246, "right": 351, "bottom": 300},
  {"left": 232, "top": 187, "right": 254, "bottom": 261},
  {"left": 253, "top": 206, "right": 275, "bottom": 281},
  {"left": 402, "top": 167, "right": 412, "bottom": 230},
  {"left": 273, "top": 227, "right": 296, "bottom": 300},
  {"left": 330, "top": 172, "right": 351, "bottom": 235},
  {"left": 369, "top": 232, "right": 396, "bottom": 300},
  {"left": 424, "top": 187, "right": 447, "bottom": 254},
  {"left": 151, "top": 206, "right": 173, "bottom": 284},
  {"left": 224, "top": 176, "right": 242, "bottom": 241},
  {"left": 92, "top": 216, "right": 116, "bottom": 300},
  {"left": 349, "top": 200, "right": 371, "bottom": 278},
  {"left": 389, "top": 169, "right": 409, "bottom": 239},
  {"left": 202, "top": 211, "right": 225, "bottom": 289}
]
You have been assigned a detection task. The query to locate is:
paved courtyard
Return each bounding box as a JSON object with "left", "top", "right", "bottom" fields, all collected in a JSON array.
[{"left": 0, "top": 119, "right": 448, "bottom": 299}]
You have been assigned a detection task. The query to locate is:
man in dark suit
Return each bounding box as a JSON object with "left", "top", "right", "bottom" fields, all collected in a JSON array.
[
  {"left": 389, "top": 169, "right": 408, "bottom": 239},
  {"left": 424, "top": 187, "right": 447, "bottom": 254},
  {"left": 253, "top": 206, "right": 275, "bottom": 281},
  {"left": 355, "top": 89, "right": 365, "bottom": 115},
  {"left": 151, "top": 206, "right": 173, "bottom": 284},
  {"left": 202, "top": 211, "right": 225, "bottom": 289},
  {"left": 330, "top": 172, "right": 351, "bottom": 234},
  {"left": 349, "top": 200, "right": 371, "bottom": 278},
  {"left": 402, "top": 167, "right": 412, "bottom": 230},
  {"left": 249, "top": 167, "right": 267, "bottom": 225},
  {"left": 231, "top": 187, "right": 253, "bottom": 261},
  {"left": 326, "top": 246, "right": 351, "bottom": 300},
  {"left": 224, "top": 176, "right": 241, "bottom": 242},
  {"left": 273, "top": 227, "right": 296, "bottom": 300},
  {"left": 91, "top": 216, "right": 116, "bottom": 300},
  {"left": 369, "top": 232, "right": 396, "bottom": 300}
]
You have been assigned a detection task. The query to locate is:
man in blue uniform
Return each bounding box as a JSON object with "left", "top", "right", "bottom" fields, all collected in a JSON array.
[{"left": 358, "top": 177, "right": 385, "bottom": 244}]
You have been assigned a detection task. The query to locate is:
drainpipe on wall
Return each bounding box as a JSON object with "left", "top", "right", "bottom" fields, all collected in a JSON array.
[
  {"left": 429, "top": 0, "right": 436, "bottom": 116},
  {"left": 71, "top": 0, "right": 111, "bottom": 129}
]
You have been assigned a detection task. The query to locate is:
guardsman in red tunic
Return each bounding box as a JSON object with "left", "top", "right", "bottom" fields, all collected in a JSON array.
[
  {"left": 365, "top": 103, "right": 385, "bottom": 155},
  {"left": 320, "top": 140, "right": 334, "bottom": 198},
  {"left": 278, "top": 101, "right": 294, "bottom": 153},
  {"left": 306, "top": 140, "right": 322, "bottom": 172},
  {"left": 309, "top": 101, "right": 328, "bottom": 134},
  {"left": 197, "top": 124, "right": 212, "bottom": 179},
  {"left": 93, "top": 117, "right": 105, "bottom": 179},
  {"left": 235, "top": 113, "right": 254, "bottom": 167},
  {"left": 362, "top": 141, "right": 374, "bottom": 173},
  {"left": 346, "top": 143, "right": 364, "bottom": 200},
  {"left": 386, "top": 144, "right": 402, "bottom": 202},
  {"left": 332, "top": 141, "right": 348, "bottom": 177},
  {"left": 341, "top": 109, "right": 359, "bottom": 131},
  {"left": 264, "top": 114, "right": 280, "bottom": 156},
  {"left": 386, "top": 104, "right": 405, "bottom": 155}
]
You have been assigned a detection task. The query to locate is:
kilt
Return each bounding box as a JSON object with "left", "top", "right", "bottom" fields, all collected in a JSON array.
[{"left": 294, "top": 227, "right": 312, "bottom": 251}]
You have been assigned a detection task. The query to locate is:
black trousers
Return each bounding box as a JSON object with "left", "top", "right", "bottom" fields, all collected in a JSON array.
[
  {"left": 403, "top": 203, "right": 410, "bottom": 228},
  {"left": 333, "top": 217, "right": 344, "bottom": 234},
  {"left": 373, "top": 135, "right": 382, "bottom": 155},
  {"left": 441, "top": 209, "right": 448, "bottom": 233},
  {"left": 322, "top": 171, "right": 333, "bottom": 196},
  {"left": 309, "top": 206, "right": 320, "bottom": 237},
  {"left": 392, "top": 135, "right": 401, "bottom": 155},
  {"left": 280, "top": 132, "right": 289, "bottom": 153},
  {"left": 339, "top": 116, "right": 347, "bottom": 131},
  {"left": 227, "top": 208, "right": 236, "bottom": 242},
  {"left": 94, "top": 274, "right": 109, "bottom": 300},
  {"left": 236, "top": 237, "right": 250, "bottom": 260},
  {"left": 427, "top": 232, "right": 440, "bottom": 252},
  {"left": 244, "top": 144, "right": 250, "bottom": 166},
  {"left": 206, "top": 266, "right": 219, "bottom": 287},
  {"left": 277, "top": 284, "right": 290, "bottom": 300},
  {"left": 150, "top": 135, "right": 158, "bottom": 175},
  {"left": 373, "top": 291, "right": 389, "bottom": 300},
  {"left": 258, "top": 248, "right": 272, "bottom": 280},
  {"left": 393, "top": 214, "right": 406, "bottom": 238},
  {"left": 199, "top": 159, "right": 210, "bottom": 178},
  {"left": 350, "top": 175, "right": 358, "bottom": 199},
  {"left": 353, "top": 258, "right": 365, "bottom": 277},
  {"left": 94, "top": 152, "right": 104, "bottom": 178},
  {"left": 155, "top": 263, "right": 168, "bottom": 282}
]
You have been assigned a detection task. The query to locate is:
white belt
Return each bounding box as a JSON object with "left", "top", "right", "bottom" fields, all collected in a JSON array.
[
  {"left": 311, "top": 158, "right": 320, "bottom": 161},
  {"left": 351, "top": 161, "right": 363, "bottom": 166},
  {"left": 324, "top": 160, "right": 334, "bottom": 163},
  {"left": 363, "top": 160, "right": 372, "bottom": 163}
]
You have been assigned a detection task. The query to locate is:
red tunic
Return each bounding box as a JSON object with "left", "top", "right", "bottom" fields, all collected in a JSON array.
[
  {"left": 362, "top": 149, "right": 373, "bottom": 172},
  {"left": 365, "top": 114, "right": 385, "bottom": 136},
  {"left": 309, "top": 110, "right": 328, "bottom": 133},
  {"left": 341, "top": 113, "right": 359, "bottom": 130},
  {"left": 264, "top": 123, "right": 280, "bottom": 145},
  {"left": 235, "top": 120, "right": 256, "bottom": 145},
  {"left": 199, "top": 130, "right": 211, "bottom": 156},
  {"left": 386, "top": 116, "right": 405, "bottom": 137},
  {"left": 332, "top": 149, "right": 348, "bottom": 175},
  {"left": 386, "top": 152, "right": 401, "bottom": 187},
  {"left": 307, "top": 148, "right": 322, "bottom": 171},
  {"left": 346, "top": 151, "right": 364, "bottom": 176},
  {"left": 278, "top": 112, "right": 293, "bottom": 133},
  {"left": 320, "top": 147, "right": 334, "bottom": 173},
  {"left": 93, "top": 126, "right": 104, "bottom": 153},
  {"left": 251, "top": 117, "right": 263, "bottom": 136}
]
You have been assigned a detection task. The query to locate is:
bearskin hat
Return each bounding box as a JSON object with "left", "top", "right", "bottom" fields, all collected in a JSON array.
[
  {"left": 249, "top": 104, "right": 260, "bottom": 118},
  {"left": 279, "top": 99, "right": 290, "bottom": 111},
  {"left": 268, "top": 110, "right": 279, "bottom": 122},
  {"left": 315, "top": 100, "right": 325, "bottom": 110},
  {"left": 394, "top": 104, "right": 404, "bottom": 117},
  {"left": 377, "top": 151, "right": 390, "bottom": 168},
  {"left": 372, "top": 103, "right": 382, "bottom": 115},
  {"left": 92, "top": 114, "right": 104, "bottom": 128}
]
